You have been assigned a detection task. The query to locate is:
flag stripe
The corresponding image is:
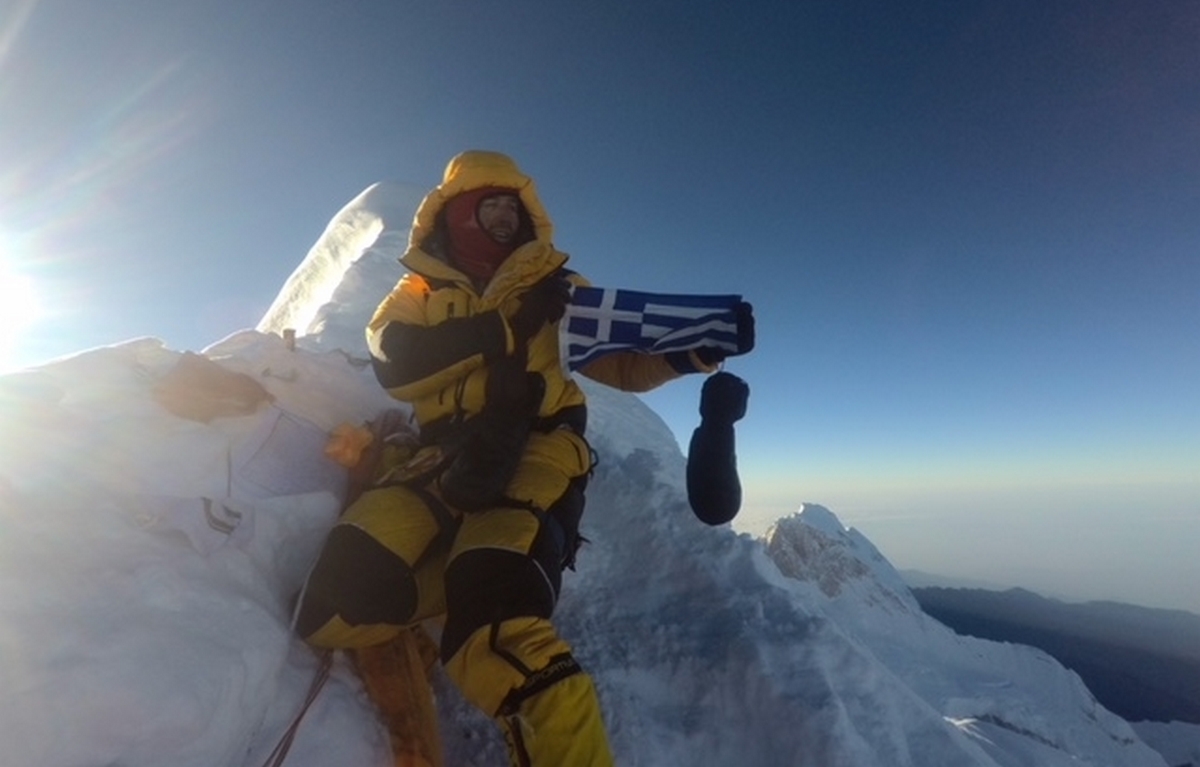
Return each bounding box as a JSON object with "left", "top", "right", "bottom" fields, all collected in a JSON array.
[{"left": 560, "top": 286, "right": 742, "bottom": 372}]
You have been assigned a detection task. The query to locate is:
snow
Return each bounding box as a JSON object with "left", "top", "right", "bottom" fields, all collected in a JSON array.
[
  {"left": 256, "top": 182, "right": 422, "bottom": 344},
  {"left": 1132, "top": 721, "right": 1200, "bottom": 767},
  {"left": 0, "top": 182, "right": 1187, "bottom": 766}
]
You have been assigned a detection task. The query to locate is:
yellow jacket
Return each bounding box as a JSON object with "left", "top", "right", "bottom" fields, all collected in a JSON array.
[{"left": 367, "top": 151, "right": 711, "bottom": 435}]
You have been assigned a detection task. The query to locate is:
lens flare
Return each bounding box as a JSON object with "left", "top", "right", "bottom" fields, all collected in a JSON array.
[{"left": 0, "top": 242, "right": 43, "bottom": 371}]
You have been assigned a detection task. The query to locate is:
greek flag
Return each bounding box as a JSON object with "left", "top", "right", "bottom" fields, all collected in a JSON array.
[{"left": 560, "top": 286, "right": 743, "bottom": 372}]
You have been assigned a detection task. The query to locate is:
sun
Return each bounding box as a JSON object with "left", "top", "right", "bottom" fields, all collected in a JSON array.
[{"left": 0, "top": 247, "right": 44, "bottom": 372}]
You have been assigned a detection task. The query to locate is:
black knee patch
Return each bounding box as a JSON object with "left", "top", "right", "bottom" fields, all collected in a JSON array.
[
  {"left": 441, "top": 546, "right": 558, "bottom": 663},
  {"left": 294, "top": 524, "right": 417, "bottom": 638},
  {"left": 439, "top": 477, "right": 590, "bottom": 662}
]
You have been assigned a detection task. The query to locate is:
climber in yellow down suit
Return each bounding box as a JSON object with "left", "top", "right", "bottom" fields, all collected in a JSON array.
[{"left": 295, "top": 150, "right": 753, "bottom": 766}]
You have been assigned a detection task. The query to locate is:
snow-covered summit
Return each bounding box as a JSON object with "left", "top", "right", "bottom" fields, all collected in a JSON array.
[
  {"left": 256, "top": 181, "right": 423, "bottom": 349},
  {"left": 767, "top": 503, "right": 916, "bottom": 606},
  {"left": 0, "top": 182, "right": 1172, "bottom": 766},
  {"left": 765, "top": 505, "right": 1159, "bottom": 766}
]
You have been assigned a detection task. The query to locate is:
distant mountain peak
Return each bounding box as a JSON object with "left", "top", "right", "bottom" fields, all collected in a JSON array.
[{"left": 766, "top": 503, "right": 916, "bottom": 611}]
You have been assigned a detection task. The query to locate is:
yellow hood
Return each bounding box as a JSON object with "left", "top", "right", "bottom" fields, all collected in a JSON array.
[{"left": 406, "top": 150, "right": 554, "bottom": 253}]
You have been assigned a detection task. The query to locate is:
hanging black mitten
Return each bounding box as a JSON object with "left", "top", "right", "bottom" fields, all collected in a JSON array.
[{"left": 686, "top": 371, "right": 749, "bottom": 525}]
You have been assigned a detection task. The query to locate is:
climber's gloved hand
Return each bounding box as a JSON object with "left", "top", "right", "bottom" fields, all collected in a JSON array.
[
  {"left": 699, "top": 370, "right": 749, "bottom": 426},
  {"left": 693, "top": 301, "right": 755, "bottom": 367},
  {"left": 510, "top": 273, "right": 572, "bottom": 342},
  {"left": 484, "top": 352, "right": 543, "bottom": 413}
]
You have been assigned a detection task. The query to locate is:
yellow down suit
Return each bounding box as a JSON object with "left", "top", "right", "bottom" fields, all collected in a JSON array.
[{"left": 295, "top": 151, "right": 713, "bottom": 767}]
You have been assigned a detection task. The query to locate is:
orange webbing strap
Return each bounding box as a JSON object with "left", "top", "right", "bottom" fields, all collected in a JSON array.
[{"left": 354, "top": 627, "right": 444, "bottom": 767}]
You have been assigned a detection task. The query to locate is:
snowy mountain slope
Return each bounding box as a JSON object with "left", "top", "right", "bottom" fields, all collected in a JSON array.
[
  {"left": 556, "top": 416, "right": 1005, "bottom": 767},
  {"left": 0, "top": 336, "right": 391, "bottom": 767},
  {"left": 1133, "top": 720, "right": 1200, "bottom": 767},
  {"left": 765, "top": 510, "right": 1158, "bottom": 766},
  {"left": 912, "top": 586, "right": 1200, "bottom": 726},
  {"left": 0, "top": 181, "right": 1171, "bottom": 767},
  {"left": 257, "top": 181, "right": 423, "bottom": 344}
]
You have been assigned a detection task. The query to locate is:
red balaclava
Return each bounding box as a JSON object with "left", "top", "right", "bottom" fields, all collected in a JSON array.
[{"left": 443, "top": 186, "right": 523, "bottom": 284}]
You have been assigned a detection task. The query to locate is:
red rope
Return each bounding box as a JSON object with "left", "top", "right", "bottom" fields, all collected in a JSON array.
[{"left": 260, "top": 650, "right": 334, "bottom": 767}]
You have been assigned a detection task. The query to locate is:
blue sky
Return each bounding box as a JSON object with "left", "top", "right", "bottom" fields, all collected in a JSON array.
[{"left": 2, "top": 0, "right": 1197, "bottom": 608}]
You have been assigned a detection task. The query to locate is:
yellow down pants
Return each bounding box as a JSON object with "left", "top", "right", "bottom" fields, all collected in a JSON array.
[{"left": 295, "top": 428, "right": 614, "bottom": 767}]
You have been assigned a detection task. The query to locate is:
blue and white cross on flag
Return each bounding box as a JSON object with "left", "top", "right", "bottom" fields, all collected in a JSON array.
[{"left": 559, "top": 285, "right": 744, "bottom": 372}]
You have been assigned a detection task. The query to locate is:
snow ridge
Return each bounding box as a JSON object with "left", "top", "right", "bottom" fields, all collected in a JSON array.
[{"left": 256, "top": 182, "right": 422, "bottom": 343}]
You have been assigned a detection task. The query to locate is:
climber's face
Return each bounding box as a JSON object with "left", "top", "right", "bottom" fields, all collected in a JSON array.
[{"left": 477, "top": 194, "right": 521, "bottom": 244}]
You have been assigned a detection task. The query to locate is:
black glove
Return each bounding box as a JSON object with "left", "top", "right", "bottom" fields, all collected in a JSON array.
[
  {"left": 510, "top": 273, "right": 572, "bottom": 342},
  {"left": 694, "top": 301, "right": 755, "bottom": 366},
  {"left": 699, "top": 370, "right": 749, "bottom": 425},
  {"left": 482, "top": 352, "right": 539, "bottom": 411},
  {"left": 687, "top": 371, "right": 750, "bottom": 526},
  {"left": 439, "top": 355, "right": 546, "bottom": 512}
]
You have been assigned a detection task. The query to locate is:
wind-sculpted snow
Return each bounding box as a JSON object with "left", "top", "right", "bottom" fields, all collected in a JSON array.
[
  {"left": 256, "top": 182, "right": 422, "bottom": 344},
  {"left": 551, "top": 390, "right": 1034, "bottom": 766},
  {"left": 0, "top": 182, "right": 1174, "bottom": 766},
  {"left": 0, "top": 337, "right": 390, "bottom": 767}
]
